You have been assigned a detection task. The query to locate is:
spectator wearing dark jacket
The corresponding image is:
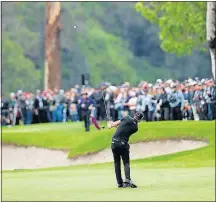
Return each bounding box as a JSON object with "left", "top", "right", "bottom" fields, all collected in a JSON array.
[
  {"left": 159, "top": 88, "right": 170, "bottom": 120},
  {"left": 78, "top": 92, "right": 96, "bottom": 132},
  {"left": 33, "top": 89, "right": 45, "bottom": 124}
]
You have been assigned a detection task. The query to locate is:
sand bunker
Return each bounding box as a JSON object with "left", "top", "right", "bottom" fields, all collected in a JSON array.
[{"left": 1, "top": 140, "right": 208, "bottom": 170}]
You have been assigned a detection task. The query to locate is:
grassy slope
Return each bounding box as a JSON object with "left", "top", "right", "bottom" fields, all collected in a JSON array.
[
  {"left": 2, "top": 121, "right": 215, "bottom": 201},
  {"left": 2, "top": 121, "right": 215, "bottom": 167}
]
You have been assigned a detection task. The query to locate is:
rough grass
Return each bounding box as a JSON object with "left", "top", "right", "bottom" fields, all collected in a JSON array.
[{"left": 2, "top": 121, "right": 215, "bottom": 168}]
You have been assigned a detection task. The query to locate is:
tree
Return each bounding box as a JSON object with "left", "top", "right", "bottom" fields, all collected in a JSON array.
[
  {"left": 206, "top": 2, "right": 216, "bottom": 79},
  {"left": 135, "top": 2, "right": 206, "bottom": 56},
  {"left": 135, "top": 2, "right": 216, "bottom": 79},
  {"left": 2, "top": 34, "right": 41, "bottom": 95}
]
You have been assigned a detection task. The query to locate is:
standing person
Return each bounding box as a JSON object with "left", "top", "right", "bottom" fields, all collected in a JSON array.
[
  {"left": 25, "top": 93, "right": 34, "bottom": 124},
  {"left": 168, "top": 83, "right": 184, "bottom": 120},
  {"left": 204, "top": 80, "right": 215, "bottom": 120},
  {"left": 55, "top": 89, "right": 65, "bottom": 122},
  {"left": 114, "top": 88, "right": 124, "bottom": 120},
  {"left": 105, "top": 87, "right": 116, "bottom": 121},
  {"left": 158, "top": 88, "right": 170, "bottom": 120},
  {"left": 191, "top": 83, "right": 202, "bottom": 121},
  {"left": 136, "top": 89, "right": 152, "bottom": 122},
  {"left": 78, "top": 92, "right": 96, "bottom": 132},
  {"left": 33, "top": 89, "right": 45, "bottom": 124},
  {"left": 1, "top": 94, "right": 10, "bottom": 126},
  {"left": 108, "top": 111, "right": 144, "bottom": 188},
  {"left": 93, "top": 83, "right": 107, "bottom": 121},
  {"left": 68, "top": 91, "right": 79, "bottom": 122},
  {"left": 122, "top": 89, "right": 130, "bottom": 118},
  {"left": 8, "top": 92, "right": 18, "bottom": 126},
  {"left": 16, "top": 90, "right": 26, "bottom": 124},
  {"left": 127, "top": 91, "right": 137, "bottom": 117}
]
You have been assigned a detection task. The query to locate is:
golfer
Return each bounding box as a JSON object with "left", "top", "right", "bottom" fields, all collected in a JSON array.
[{"left": 108, "top": 111, "right": 144, "bottom": 188}]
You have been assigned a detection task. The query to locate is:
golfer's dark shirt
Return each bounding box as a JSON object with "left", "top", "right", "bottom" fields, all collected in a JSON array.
[{"left": 112, "top": 115, "right": 138, "bottom": 143}]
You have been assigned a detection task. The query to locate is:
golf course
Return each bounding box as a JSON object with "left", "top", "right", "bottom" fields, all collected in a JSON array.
[{"left": 1, "top": 121, "right": 215, "bottom": 201}]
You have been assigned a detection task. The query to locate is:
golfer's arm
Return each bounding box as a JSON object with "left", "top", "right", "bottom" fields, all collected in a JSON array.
[{"left": 111, "top": 120, "right": 121, "bottom": 128}]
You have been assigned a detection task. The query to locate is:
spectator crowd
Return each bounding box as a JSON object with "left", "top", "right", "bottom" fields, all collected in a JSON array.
[{"left": 1, "top": 77, "right": 216, "bottom": 128}]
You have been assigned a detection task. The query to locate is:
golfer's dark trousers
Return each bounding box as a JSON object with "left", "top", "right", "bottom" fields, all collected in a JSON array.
[
  {"left": 111, "top": 140, "right": 131, "bottom": 185},
  {"left": 81, "top": 111, "right": 90, "bottom": 131}
]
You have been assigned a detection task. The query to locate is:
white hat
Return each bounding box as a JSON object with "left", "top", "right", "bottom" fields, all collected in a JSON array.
[
  {"left": 10, "top": 92, "right": 15, "bottom": 97},
  {"left": 170, "top": 83, "right": 177, "bottom": 88},
  {"left": 148, "top": 83, "right": 153, "bottom": 88},
  {"left": 156, "top": 79, "right": 162, "bottom": 83},
  {"left": 17, "top": 90, "right": 23, "bottom": 95},
  {"left": 201, "top": 79, "right": 205, "bottom": 83},
  {"left": 188, "top": 78, "right": 193, "bottom": 83},
  {"left": 166, "top": 79, "right": 172, "bottom": 84},
  {"left": 108, "top": 86, "right": 117, "bottom": 92}
]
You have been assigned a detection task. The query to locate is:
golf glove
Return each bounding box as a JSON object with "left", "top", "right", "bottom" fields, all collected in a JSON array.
[{"left": 107, "top": 121, "right": 113, "bottom": 129}]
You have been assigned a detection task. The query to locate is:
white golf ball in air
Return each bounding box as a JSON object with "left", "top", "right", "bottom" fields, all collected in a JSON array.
[{"left": 74, "top": 25, "right": 77, "bottom": 28}]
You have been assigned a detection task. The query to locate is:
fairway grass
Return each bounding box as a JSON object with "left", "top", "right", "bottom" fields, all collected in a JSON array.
[
  {"left": 2, "top": 121, "right": 215, "bottom": 201},
  {"left": 2, "top": 166, "right": 215, "bottom": 201}
]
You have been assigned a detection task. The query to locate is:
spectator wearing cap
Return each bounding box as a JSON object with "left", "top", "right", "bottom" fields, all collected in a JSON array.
[
  {"left": 78, "top": 91, "right": 96, "bottom": 132},
  {"left": 168, "top": 83, "right": 184, "bottom": 120}
]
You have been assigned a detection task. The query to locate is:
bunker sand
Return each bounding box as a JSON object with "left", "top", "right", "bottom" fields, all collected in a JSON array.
[{"left": 1, "top": 140, "right": 208, "bottom": 170}]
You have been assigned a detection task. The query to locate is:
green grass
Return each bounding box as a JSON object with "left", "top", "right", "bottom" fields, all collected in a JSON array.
[
  {"left": 2, "top": 121, "right": 215, "bottom": 167},
  {"left": 2, "top": 121, "right": 215, "bottom": 201},
  {"left": 2, "top": 166, "right": 215, "bottom": 201}
]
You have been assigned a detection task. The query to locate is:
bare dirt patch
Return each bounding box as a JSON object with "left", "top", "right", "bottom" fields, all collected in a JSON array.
[{"left": 1, "top": 140, "right": 208, "bottom": 170}]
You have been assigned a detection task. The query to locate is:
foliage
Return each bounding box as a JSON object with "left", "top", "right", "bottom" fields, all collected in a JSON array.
[
  {"left": 2, "top": 2, "right": 212, "bottom": 95},
  {"left": 135, "top": 2, "right": 207, "bottom": 56},
  {"left": 2, "top": 34, "right": 41, "bottom": 95}
]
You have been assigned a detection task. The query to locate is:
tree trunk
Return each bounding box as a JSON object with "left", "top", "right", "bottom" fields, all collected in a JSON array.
[
  {"left": 44, "top": 2, "right": 61, "bottom": 90},
  {"left": 206, "top": 2, "right": 216, "bottom": 79}
]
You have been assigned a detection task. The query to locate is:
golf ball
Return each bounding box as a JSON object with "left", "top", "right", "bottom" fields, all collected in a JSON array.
[{"left": 74, "top": 25, "right": 77, "bottom": 28}]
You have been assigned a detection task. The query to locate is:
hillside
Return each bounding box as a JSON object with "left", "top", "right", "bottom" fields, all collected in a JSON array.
[{"left": 2, "top": 2, "right": 211, "bottom": 95}]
